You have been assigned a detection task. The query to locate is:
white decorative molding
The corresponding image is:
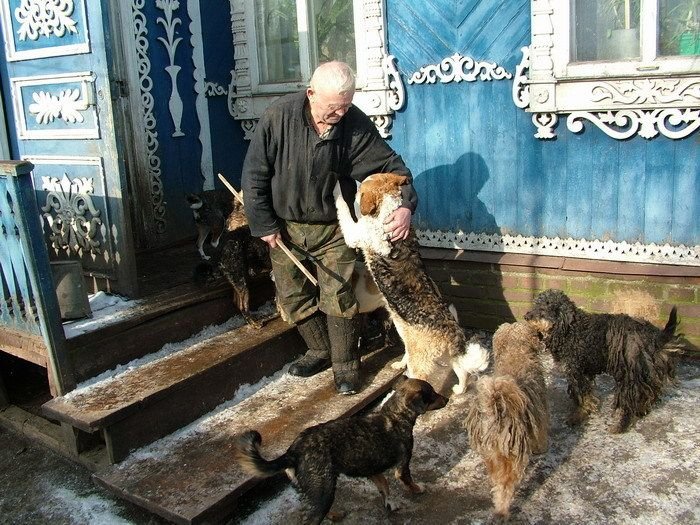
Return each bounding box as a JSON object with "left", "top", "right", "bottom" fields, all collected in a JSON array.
[
  {"left": 204, "top": 82, "right": 227, "bottom": 96},
  {"left": 28, "top": 88, "right": 86, "bottom": 124},
  {"left": 408, "top": 53, "right": 512, "bottom": 85},
  {"left": 11, "top": 72, "right": 98, "bottom": 139},
  {"left": 40, "top": 173, "right": 103, "bottom": 257},
  {"left": 416, "top": 230, "right": 700, "bottom": 267},
  {"left": 590, "top": 79, "right": 700, "bottom": 106},
  {"left": 1, "top": 0, "right": 89, "bottom": 61},
  {"left": 156, "top": 0, "right": 184, "bottom": 138},
  {"left": 517, "top": 1, "right": 700, "bottom": 140},
  {"left": 132, "top": 0, "right": 166, "bottom": 234},
  {"left": 228, "top": 0, "right": 404, "bottom": 139},
  {"left": 383, "top": 54, "right": 405, "bottom": 111},
  {"left": 567, "top": 109, "right": 700, "bottom": 140},
  {"left": 15, "top": 0, "right": 78, "bottom": 40},
  {"left": 23, "top": 155, "right": 111, "bottom": 263},
  {"left": 188, "top": 0, "right": 214, "bottom": 190}
]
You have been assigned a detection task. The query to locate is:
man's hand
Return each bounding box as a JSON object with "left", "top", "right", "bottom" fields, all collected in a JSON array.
[
  {"left": 384, "top": 206, "right": 411, "bottom": 242},
  {"left": 261, "top": 232, "right": 282, "bottom": 249}
]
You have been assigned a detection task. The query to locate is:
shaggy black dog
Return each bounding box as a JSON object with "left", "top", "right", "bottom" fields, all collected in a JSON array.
[{"left": 524, "top": 289, "right": 682, "bottom": 433}]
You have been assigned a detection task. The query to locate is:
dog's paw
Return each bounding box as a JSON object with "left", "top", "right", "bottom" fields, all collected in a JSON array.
[
  {"left": 200, "top": 254, "right": 211, "bottom": 261},
  {"left": 452, "top": 384, "right": 466, "bottom": 395},
  {"left": 326, "top": 510, "right": 346, "bottom": 522},
  {"left": 566, "top": 409, "right": 588, "bottom": 427},
  {"left": 384, "top": 498, "right": 400, "bottom": 513},
  {"left": 391, "top": 361, "right": 407, "bottom": 370},
  {"left": 405, "top": 482, "right": 424, "bottom": 495}
]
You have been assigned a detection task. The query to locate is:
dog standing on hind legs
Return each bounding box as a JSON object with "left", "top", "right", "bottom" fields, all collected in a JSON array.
[
  {"left": 333, "top": 173, "right": 489, "bottom": 394},
  {"left": 524, "top": 288, "right": 682, "bottom": 433},
  {"left": 234, "top": 376, "right": 448, "bottom": 524},
  {"left": 464, "top": 321, "right": 549, "bottom": 521}
]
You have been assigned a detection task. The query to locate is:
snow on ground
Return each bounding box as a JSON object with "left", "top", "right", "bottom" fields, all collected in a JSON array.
[{"left": 234, "top": 358, "right": 700, "bottom": 525}]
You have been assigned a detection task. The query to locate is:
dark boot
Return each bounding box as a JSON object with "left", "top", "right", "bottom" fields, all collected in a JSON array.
[
  {"left": 327, "top": 316, "right": 361, "bottom": 395},
  {"left": 288, "top": 313, "right": 331, "bottom": 377}
]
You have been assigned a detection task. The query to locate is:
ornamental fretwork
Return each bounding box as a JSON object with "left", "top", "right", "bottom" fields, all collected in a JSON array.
[
  {"left": 15, "top": 0, "right": 78, "bottom": 40},
  {"left": 41, "top": 174, "right": 103, "bottom": 258},
  {"left": 515, "top": 0, "right": 700, "bottom": 140},
  {"left": 512, "top": 45, "right": 700, "bottom": 140}
]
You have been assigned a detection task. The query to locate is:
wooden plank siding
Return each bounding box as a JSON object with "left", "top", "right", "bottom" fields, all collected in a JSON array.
[{"left": 386, "top": 0, "right": 699, "bottom": 248}]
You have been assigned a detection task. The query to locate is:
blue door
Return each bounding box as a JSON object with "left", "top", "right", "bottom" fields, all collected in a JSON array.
[{"left": 0, "top": 0, "right": 137, "bottom": 295}]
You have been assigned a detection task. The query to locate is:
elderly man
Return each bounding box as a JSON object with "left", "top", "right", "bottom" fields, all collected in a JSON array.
[{"left": 242, "top": 61, "right": 417, "bottom": 395}]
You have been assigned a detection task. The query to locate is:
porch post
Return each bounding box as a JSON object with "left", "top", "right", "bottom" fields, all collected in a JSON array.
[{"left": 0, "top": 160, "right": 76, "bottom": 396}]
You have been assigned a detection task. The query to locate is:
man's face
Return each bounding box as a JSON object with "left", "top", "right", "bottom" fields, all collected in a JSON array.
[{"left": 308, "top": 88, "right": 354, "bottom": 125}]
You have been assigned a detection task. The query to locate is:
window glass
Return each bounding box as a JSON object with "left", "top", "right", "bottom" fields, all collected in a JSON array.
[
  {"left": 573, "top": 0, "right": 641, "bottom": 61},
  {"left": 659, "top": 0, "right": 700, "bottom": 56},
  {"left": 255, "top": 0, "right": 301, "bottom": 84},
  {"left": 312, "top": 0, "right": 356, "bottom": 69}
]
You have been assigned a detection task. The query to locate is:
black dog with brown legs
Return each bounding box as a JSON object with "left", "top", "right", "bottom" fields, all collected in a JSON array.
[{"left": 234, "top": 376, "right": 448, "bottom": 524}]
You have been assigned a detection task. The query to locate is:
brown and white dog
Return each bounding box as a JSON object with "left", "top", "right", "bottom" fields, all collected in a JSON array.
[
  {"left": 333, "top": 173, "right": 489, "bottom": 394},
  {"left": 464, "top": 321, "right": 549, "bottom": 520}
]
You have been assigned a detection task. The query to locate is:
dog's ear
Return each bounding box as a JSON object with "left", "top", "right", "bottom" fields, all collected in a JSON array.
[
  {"left": 359, "top": 189, "right": 381, "bottom": 216},
  {"left": 387, "top": 173, "right": 408, "bottom": 187},
  {"left": 393, "top": 375, "right": 408, "bottom": 389}
]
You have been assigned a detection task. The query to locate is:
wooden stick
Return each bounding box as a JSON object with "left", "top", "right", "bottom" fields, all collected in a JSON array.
[{"left": 217, "top": 173, "right": 319, "bottom": 287}]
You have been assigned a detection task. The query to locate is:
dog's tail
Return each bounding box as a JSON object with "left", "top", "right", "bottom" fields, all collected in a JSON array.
[
  {"left": 663, "top": 306, "right": 679, "bottom": 337},
  {"left": 234, "top": 430, "right": 294, "bottom": 479},
  {"left": 457, "top": 341, "right": 490, "bottom": 375}
]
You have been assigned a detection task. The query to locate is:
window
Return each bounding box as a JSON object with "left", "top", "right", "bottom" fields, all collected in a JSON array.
[
  {"left": 254, "top": 0, "right": 356, "bottom": 87},
  {"left": 228, "top": 0, "right": 405, "bottom": 139},
  {"left": 514, "top": 0, "right": 700, "bottom": 139}
]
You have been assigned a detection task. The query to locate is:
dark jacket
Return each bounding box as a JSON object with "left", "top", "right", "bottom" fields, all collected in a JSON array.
[{"left": 242, "top": 90, "right": 417, "bottom": 238}]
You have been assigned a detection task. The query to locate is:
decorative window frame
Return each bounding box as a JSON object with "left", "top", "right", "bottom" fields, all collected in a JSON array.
[
  {"left": 513, "top": 0, "right": 700, "bottom": 140},
  {"left": 227, "top": 0, "right": 405, "bottom": 139}
]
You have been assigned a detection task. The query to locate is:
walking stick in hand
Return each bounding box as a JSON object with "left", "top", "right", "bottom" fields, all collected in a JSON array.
[{"left": 217, "top": 173, "right": 319, "bottom": 287}]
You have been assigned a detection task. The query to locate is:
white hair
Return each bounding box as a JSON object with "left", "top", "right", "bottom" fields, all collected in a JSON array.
[{"left": 310, "top": 61, "right": 356, "bottom": 95}]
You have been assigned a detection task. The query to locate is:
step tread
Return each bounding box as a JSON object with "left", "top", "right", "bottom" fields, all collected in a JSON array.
[
  {"left": 43, "top": 316, "right": 291, "bottom": 431},
  {"left": 93, "top": 347, "right": 403, "bottom": 525},
  {"left": 65, "top": 280, "right": 230, "bottom": 344}
]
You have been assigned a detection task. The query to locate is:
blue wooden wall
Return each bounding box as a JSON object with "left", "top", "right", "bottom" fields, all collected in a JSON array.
[{"left": 385, "top": 0, "right": 699, "bottom": 247}]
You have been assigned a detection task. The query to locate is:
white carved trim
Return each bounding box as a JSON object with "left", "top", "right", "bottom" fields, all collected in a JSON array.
[
  {"left": 204, "top": 82, "right": 227, "bottom": 96},
  {"left": 11, "top": 71, "right": 98, "bottom": 139},
  {"left": 228, "top": 0, "right": 403, "bottom": 139},
  {"left": 156, "top": 0, "right": 184, "bottom": 138},
  {"left": 131, "top": 0, "right": 166, "bottom": 234},
  {"left": 416, "top": 230, "right": 700, "bottom": 267},
  {"left": 520, "top": 2, "right": 700, "bottom": 140},
  {"left": 567, "top": 109, "right": 700, "bottom": 140},
  {"left": 188, "top": 0, "right": 214, "bottom": 190},
  {"left": 408, "top": 53, "right": 512, "bottom": 85},
  {"left": 16, "top": 0, "right": 77, "bottom": 40},
  {"left": 1, "top": 0, "right": 90, "bottom": 61},
  {"left": 23, "top": 155, "right": 111, "bottom": 263}
]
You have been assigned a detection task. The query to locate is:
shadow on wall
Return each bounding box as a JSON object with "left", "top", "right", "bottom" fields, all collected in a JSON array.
[{"left": 413, "top": 152, "right": 514, "bottom": 330}]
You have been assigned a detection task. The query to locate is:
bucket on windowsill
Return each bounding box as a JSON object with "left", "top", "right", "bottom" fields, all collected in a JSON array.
[{"left": 51, "top": 260, "right": 92, "bottom": 321}]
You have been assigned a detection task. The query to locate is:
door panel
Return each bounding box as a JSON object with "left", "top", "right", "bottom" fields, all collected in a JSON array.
[{"left": 0, "top": 0, "right": 137, "bottom": 295}]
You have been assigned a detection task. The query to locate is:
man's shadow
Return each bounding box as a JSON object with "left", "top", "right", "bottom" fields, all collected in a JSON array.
[{"left": 413, "top": 152, "right": 514, "bottom": 333}]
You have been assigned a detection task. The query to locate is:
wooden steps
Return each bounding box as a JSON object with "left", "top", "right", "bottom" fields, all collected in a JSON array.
[
  {"left": 65, "top": 278, "right": 274, "bottom": 383},
  {"left": 93, "top": 346, "right": 403, "bottom": 525},
  {"left": 43, "top": 316, "right": 303, "bottom": 463}
]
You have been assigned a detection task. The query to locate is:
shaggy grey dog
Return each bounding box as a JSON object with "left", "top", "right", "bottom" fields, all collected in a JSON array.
[{"left": 524, "top": 289, "right": 682, "bottom": 433}]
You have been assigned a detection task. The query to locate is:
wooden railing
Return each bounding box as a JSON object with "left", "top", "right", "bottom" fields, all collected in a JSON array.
[{"left": 0, "top": 160, "right": 74, "bottom": 396}]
